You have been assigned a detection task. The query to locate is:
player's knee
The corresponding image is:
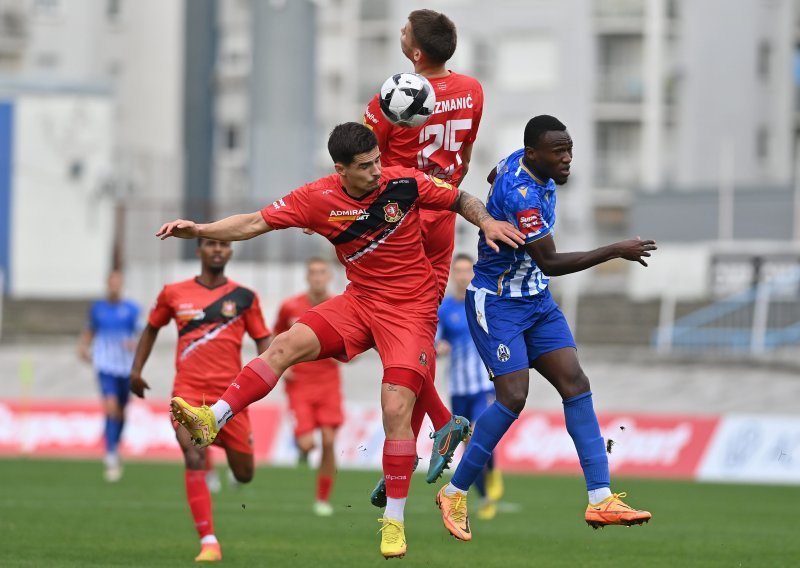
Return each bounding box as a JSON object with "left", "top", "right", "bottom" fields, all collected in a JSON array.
[
  {"left": 500, "top": 391, "right": 527, "bottom": 415},
  {"left": 232, "top": 465, "right": 254, "bottom": 484},
  {"left": 381, "top": 397, "right": 412, "bottom": 421},
  {"left": 561, "top": 370, "right": 590, "bottom": 399}
]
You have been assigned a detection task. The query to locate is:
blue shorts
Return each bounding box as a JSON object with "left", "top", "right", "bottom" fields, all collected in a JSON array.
[
  {"left": 465, "top": 288, "right": 576, "bottom": 378},
  {"left": 451, "top": 389, "right": 495, "bottom": 423},
  {"left": 98, "top": 372, "right": 131, "bottom": 407}
]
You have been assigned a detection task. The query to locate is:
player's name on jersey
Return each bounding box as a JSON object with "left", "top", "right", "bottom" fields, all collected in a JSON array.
[{"left": 433, "top": 95, "right": 475, "bottom": 114}]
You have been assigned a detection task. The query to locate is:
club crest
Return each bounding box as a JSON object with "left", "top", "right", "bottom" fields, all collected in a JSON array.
[
  {"left": 221, "top": 300, "right": 238, "bottom": 318},
  {"left": 383, "top": 201, "right": 403, "bottom": 223}
]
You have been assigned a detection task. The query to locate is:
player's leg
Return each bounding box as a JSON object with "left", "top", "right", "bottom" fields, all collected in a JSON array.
[
  {"left": 423, "top": 355, "right": 471, "bottom": 483},
  {"left": 99, "top": 372, "right": 124, "bottom": 481},
  {"left": 175, "top": 425, "right": 222, "bottom": 561},
  {"left": 378, "top": 369, "right": 421, "bottom": 559},
  {"left": 478, "top": 389, "right": 504, "bottom": 504},
  {"left": 171, "top": 294, "right": 368, "bottom": 447},
  {"left": 313, "top": 425, "right": 337, "bottom": 516},
  {"left": 288, "top": 388, "right": 316, "bottom": 465},
  {"left": 437, "top": 291, "right": 529, "bottom": 540},
  {"left": 531, "top": 348, "right": 651, "bottom": 527}
]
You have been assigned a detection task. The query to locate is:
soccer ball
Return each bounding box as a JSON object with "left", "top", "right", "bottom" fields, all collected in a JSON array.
[{"left": 378, "top": 72, "right": 436, "bottom": 128}]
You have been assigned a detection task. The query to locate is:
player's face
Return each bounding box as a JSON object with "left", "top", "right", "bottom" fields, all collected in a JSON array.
[
  {"left": 197, "top": 239, "right": 232, "bottom": 273},
  {"left": 107, "top": 271, "right": 123, "bottom": 300},
  {"left": 337, "top": 146, "right": 382, "bottom": 196},
  {"left": 451, "top": 259, "right": 474, "bottom": 293},
  {"left": 306, "top": 261, "right": 331, "bottom": 296},
  {"left": 527, "top": 130, "right": 573, "bottom": 185},
  {"left": 400, "top": 21, "right": 418, "bottom": 62}
]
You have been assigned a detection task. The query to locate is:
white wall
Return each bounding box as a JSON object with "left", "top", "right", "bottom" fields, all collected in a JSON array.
[{"left": 10, "top": 94, "right": 114, "bottom": 297}]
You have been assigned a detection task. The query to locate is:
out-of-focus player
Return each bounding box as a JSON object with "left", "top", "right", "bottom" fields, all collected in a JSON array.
[
  {"left": 363, "top": 8, "right": 485, "bottom": 500},
  {"left": 78, "top": 270, "right": 140, "bottom": 482},
  {"left": 436, "top": 253, "right": 503, "bottom": 520},
  {"left": 129, "top": 238, "right": 271, "bottom": 562},
  {"left": 158, "top": 123, "right": 525, "bottom": 559},
  {"left": 273, "top": 257, "right": 343, "bottom": 517},
  {"left": 436, "top": 115, "right": 655, "bottom": 542}
]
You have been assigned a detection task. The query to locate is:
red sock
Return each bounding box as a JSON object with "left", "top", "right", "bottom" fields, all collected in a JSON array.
[
  {"left": 220, "top": 358, "right": 279, "bottom": 415},
  {"left": 418, "top": 364, "right": 451, "bottom": 431},
  {"left": 185, "top": 470, "right": 214, "bottom": 538},
  {"left": 383, "top": 439, "right": 416, "bottom": 499},
  {"left": 316, "top": 474, "right": 334, "bottom": 502}
]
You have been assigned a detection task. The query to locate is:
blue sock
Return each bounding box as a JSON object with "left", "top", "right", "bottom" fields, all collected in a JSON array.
[
  {"left": 474, "top": 470, "right": 487, "bottom": 497},
  {"left": 451, "top": 402, "right": 518, "bottom": 492},
  {"left": 563, "top": 391, "right": 610, "bottom": 490},
  {"left": 105, "top": 416, "right": 123, "bottom": 455}
]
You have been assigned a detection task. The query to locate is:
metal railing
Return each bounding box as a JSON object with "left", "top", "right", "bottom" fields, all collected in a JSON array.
[{"left": 654, "top": 267, "right": 800, "bottom": 354}]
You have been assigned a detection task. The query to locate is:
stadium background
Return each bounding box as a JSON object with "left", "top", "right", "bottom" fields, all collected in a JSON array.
[{"left": 0, "top": 0, "right": 799, "bottom": 566}]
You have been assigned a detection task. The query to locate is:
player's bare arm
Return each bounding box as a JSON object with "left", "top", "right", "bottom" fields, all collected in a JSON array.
[
  {"left": 456, "top": 143, "right": 474, "bottom": 186},
  {"left": 525, "top": 234, "right": 658, "bottom": 277},
  {"left": 129, "top": 323, "right": 160, "bottom": 398},
  {"left": 77, "top": 329, "right": 94, "bottom": 363},
  {"left": 157, "top": 212, "right": 272, "bottom": 241},
  {"left": 451, "top": 190, "right": 525, "bottom": 252}
]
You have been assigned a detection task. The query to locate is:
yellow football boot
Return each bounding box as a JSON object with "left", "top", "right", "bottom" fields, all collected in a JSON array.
[
  {"left": 170, "top": 397, "right": 218, "bottom": 448},
  {"left": 378, "top": 518, "right": 407, "bottom": 559}
]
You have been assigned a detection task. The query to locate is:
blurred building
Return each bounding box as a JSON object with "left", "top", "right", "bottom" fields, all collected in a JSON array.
[{"left": 1, "top": 0, "right": 799, "bottom": 306}]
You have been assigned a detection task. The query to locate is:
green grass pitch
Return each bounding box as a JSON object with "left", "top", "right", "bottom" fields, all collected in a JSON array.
[{"left": 2, "top": 458, "right": 798, "bottom": 567}]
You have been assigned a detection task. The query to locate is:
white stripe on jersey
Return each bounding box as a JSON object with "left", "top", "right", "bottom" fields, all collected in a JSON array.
[{"left": 93, "top": 333, "right": 134, "bottom": 376}]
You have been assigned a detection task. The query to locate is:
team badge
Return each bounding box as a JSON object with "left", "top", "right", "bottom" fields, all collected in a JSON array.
[
  {"left": 221, "top": 300, "right": 237, "bottom": 318},
  {"left": 384, "top": 201, "right": 403, "bottom": 223},
  {"left": 497, "top": 344, "right": 511, "bottom": 362},
  {"left": 419, "top": 350, "right": 428, "bottom": 366}
]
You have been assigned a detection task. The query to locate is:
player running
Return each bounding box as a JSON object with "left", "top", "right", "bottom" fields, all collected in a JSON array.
[
  {"left": 158, "top": 122, "right": 525, "bottom": 559},
  {"left": 273, "top": 257, "right": 343, "bottom": 517},
  {"left": 78, "top": 270, "right": 140, "bottom": 482},
  {"left": 129, "top": 238, "right": 271, "bottom": 562},
  {"left": 436, "top": 253, "right": 503, "bottom": 520},
  {"left": 363, "top": 9, "right": 484, "bottom": 501},
  {"left": 436, "top": 115, "right": 656, "bottom": 541}
]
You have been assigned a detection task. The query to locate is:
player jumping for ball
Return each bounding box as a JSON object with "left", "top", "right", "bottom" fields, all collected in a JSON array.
[
  {"left": 363, "top": 9, "right": 486, "bottom": 504},
  {"left": 436, "top": 115, "right": 655, "bottom": 541},
  {"left": 157, "top": 122, "right": 525, "bottom": 559}
]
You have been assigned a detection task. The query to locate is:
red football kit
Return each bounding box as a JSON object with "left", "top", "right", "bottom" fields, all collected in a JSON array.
[
  {"left": 274, "top": 293, "right": 343, "bottom": 437},
  {"left": 260, "top": 166, "right": 459, "bottom": 395},
  {"left": 149, "top": 277, "right": 271, "bottom": 453},
  {"left": 364, "top": 71, "right": 484, "bottom": 300}
]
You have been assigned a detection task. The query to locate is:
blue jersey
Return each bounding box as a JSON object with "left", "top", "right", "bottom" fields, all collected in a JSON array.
[
  {"left": 88, "top": 299, "right": 140, "bottom": 376},
  {"left": 437, "top": 296, "right": 494, "bottom": 396},
  {"left": 471, "top": 148, "right": 557, "bottom": 297}
]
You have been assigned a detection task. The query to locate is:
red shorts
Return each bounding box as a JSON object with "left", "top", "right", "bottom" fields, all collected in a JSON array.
[
  {"left": 285, "top": 380, "right": 344, "bottom": 437},
  {"left": 171, "top": 393, "right": 254, "bottom": 455},
  {"left": 420, "top": 209, "right": 457, "bottom": 303},
  {"left": 298, "top": 290, "right": 437, "bottom": 396}
]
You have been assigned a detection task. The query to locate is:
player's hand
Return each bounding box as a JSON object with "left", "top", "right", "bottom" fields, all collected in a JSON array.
[
  {"left": 78, "top": 346, "right": 91, "bottom": 363},
  {"left": 480, "top": 218, "right": 526, "bottom": 253},
  {"left": 156, "top": 219, "right": 199, "bottom": 240},
  {"left": 130, "top": 374, "right": 150, "bottom": 398},
  {"left": 615, "top": 237, "right": 658, "bottom": 267}
]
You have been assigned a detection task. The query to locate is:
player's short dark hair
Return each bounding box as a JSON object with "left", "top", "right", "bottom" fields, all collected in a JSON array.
[
  {"left": 306, "top": 256, "right": 329, "bottom": 267},
  {"left": 524, "top": 115, "right": 567, "bottom": 148},
  {"left": 453, "top": 253, "right": 474, "bottom": 264},
  {"left": 328, "top": 122, "right": 378, "bottom": 165},
  {"left": 408, "top": 9, "right": 457, "bottom": 65}
]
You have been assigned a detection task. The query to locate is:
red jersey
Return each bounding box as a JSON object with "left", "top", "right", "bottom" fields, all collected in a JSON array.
[
  {"left": 364, "top": 71, "right": 484, "bottom": 184},
  {"left": 273, "top": 292, "right": 340, "bottom": 387},
  {"left": 260, "top": 166, "right": 459, "bottom": 306},
  {"left": 148, "top": 277, "right": 271, "bottom": 397}
]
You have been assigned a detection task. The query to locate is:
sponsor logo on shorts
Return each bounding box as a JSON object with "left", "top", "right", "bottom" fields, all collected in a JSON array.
[
  {"left": 383, "top": 201, "right": 403, "bottom": 223},
  {"left": 419, "top": 351, "right": 428, "bottom": 366},
  {"left": 497, "top": 344, "right": 511, "bottom": 362},
  {"left": 221, "top": 300, "right": 237, "bottom": 318}
]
